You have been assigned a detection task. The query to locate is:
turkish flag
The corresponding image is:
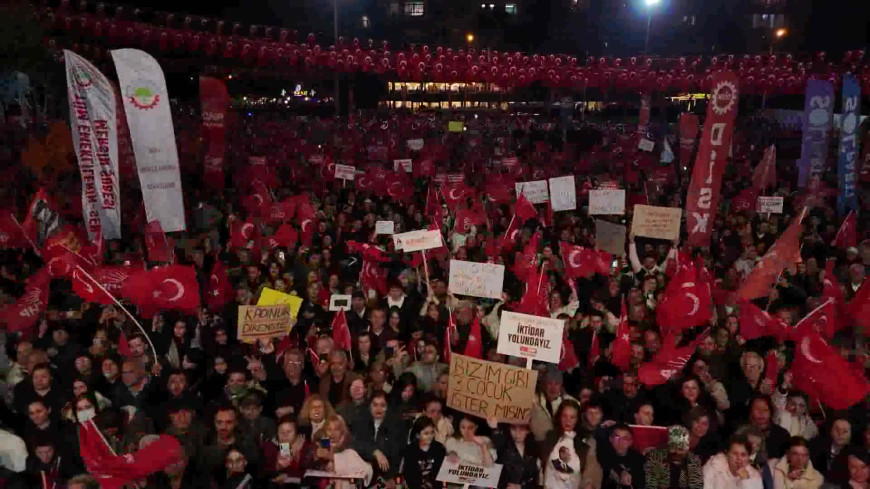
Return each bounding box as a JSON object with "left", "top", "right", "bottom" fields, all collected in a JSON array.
[
  {"left": 847, "top": 281, "right": 870, "bottom": 331},
  {"left": 384, "top": 172, "right": 413, "bottom": 203},
  {"left": 1, "top": 268, "right": 50, "bottom": 333},
  {"left": 764, "top": 351, "right": 779, "bottom": 386},
  {"left": 560, "top": 242, "right": 612, "bottom": 279},
  {"left": 611, "top": 302, "right": 632, "bottom": 371},
  {"left": 230, "top": 220, "right": 257, "bottom": 249},
  {"left": 0, "top": 210, "right": 28, "bottom": 249},
  {"left": 296, "top": 204, "right": 317, "bottom": 247},
  {"left": 737, "top": 299, "right": 789, "bottom": 341},
  {"left": 559, "top": 330, "right": 580, "bottom": 371},
  {"left": 831, "top": 210, "right": 857, "bottom": 249},
  {"left": 737, "top": 208, "right": 805, "bottom": 300},
  {"left": 639, "top": 332, "right": 707, "bottom": 387},
  {"left": 513, "top": 193, "right": 538, "bottom": 223},
  {"left": 791, "top": 329, "right": 870, "bottom": 410},
  {"left": 588, "top": 331, "right": 600, "bottom": 368},
  {"left": 486, "top": 179, "right": 514, "bottom": 204},
  {"left": 498, "top": 216, "right": 521, "bottom": 253},
  {"left": 205, "top": 260, "right": 232, "bottom": 312},
  {"left": 656, "top": 262, "right": 713, "bottom": 335},
  {"left": 751, "top": 145, "right": 777, "bottom": 193},
  {"left": 631, "top": 425, "right": 669, "bottom": 452},
  {"left": 145, "top": 220, "right": 171, "bottom": 262},
  {"left": 268, "top": 224, "right": 298, "bottom": 249},
  {"left": 732, "top": 187, "right": 758, "bottom": 212},
  {"left": 443, "top": 312, "right": 456, "bottom": 365},
  {"left": 425, "top": 187, "right": 444, "bottom": 226},
  {"left": 243, "top": 183, "right": 273, "bottom": 218},
  {"left": 822, "top": 260, "right": 846, "bottom": 334},
  {"left": 121, "top": 265, "right": 200, "bottom": 318},
  {"left": 454, "top": 208, "right": 485, "bottom": 234},
  {"left": 332, "top": 309, "right": 352, "bottom": 351},
  {"left": 443, "top": 182, "right": 474, "bottom": 211},
  {"left": 72, "top": 266, "right": 134, "bottom": 305},
  {"left": 361, "top": 258, "right": 388, "bottom": 297},
  {"left": 79, "top": 420, "right": 182, "bottom": 486},
  {"left": 792, "top": 299, "right": 840, "bottom": 341},
  {"left": 268, "top": 199, "right": 296, "bottom": 224},
  {"left": 347, "top": 241, "right": 389, "bottom": 262},
  {"left": 463, "top": 315, "right": 483, "bottom": 359},
  {"left": 514, "top": 231, "right": 541, "bottom": 281},
  {"left": 517, "top": 264, "right": 550, "bottom": 316}
]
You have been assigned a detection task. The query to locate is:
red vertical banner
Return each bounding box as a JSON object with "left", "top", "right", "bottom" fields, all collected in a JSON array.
[
  {"left": 678, "top": 113, "right": 699, "bottom": 166},
  {"left": 685, "top": 72, "right": 740, "bottom": 247},
  {"left": 199, "top": 76, "right": 229, "bottom": 190}
]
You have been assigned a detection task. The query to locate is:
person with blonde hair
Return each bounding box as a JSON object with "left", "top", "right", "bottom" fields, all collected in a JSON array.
[
  {"left": 297, "top": 394, "right": 335, "bottom": 439},
  {"left": 308, "top": 414, "right": 373, "bottom": 489}
]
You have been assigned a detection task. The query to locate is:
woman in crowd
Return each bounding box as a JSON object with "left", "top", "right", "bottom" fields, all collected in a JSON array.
[
  {"left": 685, "top": 406, "right": 720, "bottom": 463},
  {"left": 445, "top": 415, "right": 497, "bottom": 466},
  {"left": 420, "top": 394, "right": 454, "bottom": 444},
  {"left": 307, "top": 414, "right": 372, "bottom": 489},
  {"left": 488, "top": 417, "right": 540, "bottom": 489},
  {"left": 297, "top": 394, "right": 334, "bottom": 439},
  {"left": 769, "top": 436, "right": 823, "bottom": 489},
  {"left": 820, "top": 447, "right": 868, "bottom": 489},
  {"left": 224, "top": 446, "right": 257, "bottom": 489},
  {"left": 402, "top": 416, "right": 446, "bottom": 489},
  {"left": 352, "top": 332, "right": 380, "bottom": 375},
  {"left": 336, "top": 377, "right": 370, "bottom": 431},
  {"left": 703, "top": 436, "right": 764, "bottom": 489},
  {"left": 261, "top": 416, "right": 307, "bottom": 487},
  {"left": 541, "top": 399, "right": 603, "bottom": 489},
  {"left": 773, "top": 388, "right": 819, "bottom": 441}
]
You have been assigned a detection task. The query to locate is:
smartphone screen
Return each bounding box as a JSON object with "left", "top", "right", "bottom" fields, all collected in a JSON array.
[
  {"left": 384, "top": 346, "right": 395, "bottom": 357},
  {"left": 319, "top": 438, "right": 331, "bottom": 449},
  {"left": 280, "top": 442, "right": 291, "bottom": 455}
]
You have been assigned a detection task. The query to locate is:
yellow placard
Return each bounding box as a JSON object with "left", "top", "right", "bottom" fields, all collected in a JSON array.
[
  {"left": 448, "top": 121, "right": 464, "bottom": 132},
  {"left": 257, "top": 287, "right": 303, "bottom": 318},
  {"left": 237, "top": 305, "right": 292, "bottom": 342}
]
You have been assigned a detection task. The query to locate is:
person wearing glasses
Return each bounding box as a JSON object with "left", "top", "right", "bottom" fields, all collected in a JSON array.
[{"left": 598, "top": 424, "right": 646, "bottom": 489}]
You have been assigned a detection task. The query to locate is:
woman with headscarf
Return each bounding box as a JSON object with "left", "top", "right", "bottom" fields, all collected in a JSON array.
[{"left": 645, "top": 426, "right": 704, "bottom": 489}]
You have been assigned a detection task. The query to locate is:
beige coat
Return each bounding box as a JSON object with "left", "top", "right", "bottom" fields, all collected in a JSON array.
[{"left": 769, "top": 457, "right": 824, "bottom": 489}]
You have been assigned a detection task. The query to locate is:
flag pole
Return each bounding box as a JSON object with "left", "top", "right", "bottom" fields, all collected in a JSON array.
[
  {"left": 421, "top": 249, "right": 431, "bottom": 294},
  {"left": 73, "top": 265, "right": 160, "bottom": 367},
  {"left": 502, "top": 214, "right": 516, "bottom": 241},
  {"left": 9, "top": 213, "right": 39, "bottom": 255}
]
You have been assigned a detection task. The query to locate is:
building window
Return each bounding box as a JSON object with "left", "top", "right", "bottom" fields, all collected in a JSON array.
[
  {"left": 752, "top": 13, "right": 785, "bottom": 28},
  {"left": 505, "top": 3, "right": 517, "bottom": 13},
  {"left": 361, "top": 15, "right": 370, "bottom": 28},
  {"left": 389, "top": 2, "right": 399, "bottom": 15},
  {"left": 404, "top": 1, "right": 424, "bottom": 16},
  {"left": 682, "top": 15, "right": 695, "bottom": 25}
]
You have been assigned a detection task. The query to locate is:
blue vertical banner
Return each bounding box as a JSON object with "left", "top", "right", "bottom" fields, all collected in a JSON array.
[
  {"left": 797, "top": 80, "right": 835, "bottom": 187},
  {"left": 837, "top": 74, "right": 861, "bottom": 215}
]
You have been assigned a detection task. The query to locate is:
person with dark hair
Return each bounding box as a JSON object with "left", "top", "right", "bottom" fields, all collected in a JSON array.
[
  {"left": 486, "top": 416, "right": 540, "bottom": 489},
  {"left": 261, "top": 416, "right": 308, "bottom": 487},
  {"left": 25, "top": 433, "right": 81, "bottom": 488},
  {"left": 402, "top": 416, "right": 446, "bottom": 489},
  {"left": 352, "top": 390, "right": 406, "bottom": 487},
  {"left": 603, "top": 371, "right": 648, "bottom": 424},
  {"left": 684, "top": 406, "right": 721, "bottom": 463},
  {"left": 404, "top": 341, "right": 448, "bottom": 393},
  {"left": 645, "top": 425, "right": 704, "bottom": 489},
  {"left": 541, "top": 399, "right": 603, "bottom": 489},
  {"left": 703, "top": 436, "right": 764, "bottom": 489},
  {"left": 389, "top": 371, "right": 421, "bottom": 421},
  {"left": 239, "top": 390, "right": 276, "bottom": 446},
  {"left": 318, "top": 350, "right": 359, "bottom": 408},
  {"left": 13, "top": 362, "right": 63, "bottom": 416},
  {"left": 820, "top": 447, "right": 869, "bottom": 489},
  {"left": 748, "top": 395, "right": 792, "bottom": 459},
  {"left": 811, "top": 417, "right": 854, "bottom": 481},
  {"left": 598, "top": 423, "right": 646, "bottom": 489},
  {"left": 163, "top": 398, "right": 207, "bottom": 468},
  {"left": 769, "top": 436, "right": 823, "bottom": 489},
  {"left": 199, "top": 404, "right": 259, "bottom": 485},
  {"left": 336, "top": 377, "right": 369, "bottom": 431},
  {"left": 67, "top": 474, "right": 100, "bottom": 489}
]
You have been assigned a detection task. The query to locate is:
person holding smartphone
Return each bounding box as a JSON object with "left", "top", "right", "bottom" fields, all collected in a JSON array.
[
  {"left": 261, "top": 416, "right": 307, "bottom": 487},
  {"left": 307, "top": 415, "right": 372, "bottom": 489}
]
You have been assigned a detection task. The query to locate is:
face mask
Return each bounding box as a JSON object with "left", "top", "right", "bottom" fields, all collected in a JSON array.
[{"left": 77, "top": 408, "right": 96, "bottom": 422}]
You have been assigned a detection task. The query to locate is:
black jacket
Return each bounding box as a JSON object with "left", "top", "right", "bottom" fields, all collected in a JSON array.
[
  {"left": 401, "top": 441, "right": 446, "bottom": 489},
  {"left": 351, "top": 412, "right": 407, "bottom": 480},
  {"left": 491, "top": 425, "right": 540, "bottom": 489}
]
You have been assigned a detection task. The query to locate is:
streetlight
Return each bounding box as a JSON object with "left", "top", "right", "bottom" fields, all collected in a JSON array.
[
  {"left": 644, "top": 0, "right": 660, "bottom": 54},
  {"left": 770, "top": 28, "right": 787, "bottom": 54},
  {"left": 466, "top": 33, "right": 475, "bottom": 43}
]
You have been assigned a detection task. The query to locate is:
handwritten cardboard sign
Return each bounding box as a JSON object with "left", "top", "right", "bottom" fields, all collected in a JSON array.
[
  {"left": 638, "top": 138, "right": 655, "bottom": 152},
  {"left": 437, "top": 460, "right": 503, "bottom": 488},
  {"left": 407, "top": 138, "right": 424, "bottom": 151},
  {"left": 334, "top": 164, "right": 356, "bottom": 181},
  {"left": 449, "top": 260, "right": 506, "bottom": 299},
  {"left": 756, "top": 196, "right": 784, "bottom": 214},
  {"left": 375, "top": 221, "right": 395, "bottom": 235},
  {"left": 549, "top": 176, "right": 577, "bottom": 211},
  {"left": 595, "top": 219, "right": 627, "bottom": 257},
  {"left": 515, "top": 180, "right": 550, "bottom": 204},
  {"left": 257, "top": 287, "right": 303, "bottom": 318},
  {"left": 447, "top": 354, "right": 537, "bottom": 424},
  {"left": 497, "top": 311, "right": 565, "bottom": 364},
  {"left": 631, "top": 205, "right": 682, "bottom": 240},
  {"left": 393, "top": 229, "right": 443, "bottom": 252},
  {"left": 237, "top": 304, "right": 292, "bottom": 342},
  {"left": 393, "top": 159, "right": 413, "bottom": 173},
  {"left": 589, "top": 189, "right": 626, "bottom": 215}
]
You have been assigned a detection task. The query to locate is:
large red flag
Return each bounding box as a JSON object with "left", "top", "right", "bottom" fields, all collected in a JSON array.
[
  {"left": 361, "top": 259, "right": 388, "bottom": 297},
  {"left": 792, "top": 329, "right": 870, "bottom": 410},
  {"left": 737, "top": 208, "right": 805, "bottom": 300},
  {"left": 332, "top": 309, "right": 352, "bottom": 351},
  {"left": 751, "top": 145, "right": 777, "bottom": 193},
  {"left": 560, "top": 242, "right": 612, "bottom": 279},
  {"left": 639, "top": 332, "right": 707, "bottom": 387},
  {"left": 268, "top": 224, "right": 298, "bottom": 249},
  {"left": 678, "top": 113, "right": 700, "bottom": 165},
  {"left": 513, "top": 193, "right": 538, "bottom": 223},
  {"left": 656, "top": 262, "right": 713, "bottom": 335},
  {"left": 0, "top": 210, "right": 29, "bottom": 249},
  {"left": 443, "top": 182, "right": 474, "bottom": 211},
  {"left": 243, "top": 183, "right": 273, "bottom": 218},
  {"left": 206, "top": 260, "right": 232, "bottom": 312},
  {"left": 831, "top": 210, "right": 857, "bottom": 249},
  {"left": 145, "top": 220, "right": 171, "bottom": 262},
  {"left": 79, "top": 420, "right": 182, "bottom": 486},
  {"left": 230, "top": 220, "right": 258, "bottom": 249},
  {"left": 1, "top": 268, "right": 50, "bottom": 333},
  {"left": 685, "top": 72, "right": 740, "bottom": 247},
  {"left": 792, "top": 299, "right": 841, "bottom": 341},
  {"left": 611, "top": 302, "right": 632, "bottom": 371},
  {"left": 737, "top": 299, "right": 789, "bottom": 341},
  {"left": 72, "top": 266, "right": 134, "bottom": 305},
  {"left": 200, "top": 76, "right": 229, "bottom": 190},
  {"left": 121, "top": 265, "right": 200, "bottom": 318},
  {"left": 463, "top": 314, "right": 483, "bottom": 359}
]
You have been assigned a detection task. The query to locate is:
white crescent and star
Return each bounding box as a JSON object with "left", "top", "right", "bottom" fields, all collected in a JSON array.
[
  {"left": 388, "top": 182, "right": 402, "bottom": 197},
  {"left": 162, "top": 278, "right": 185, "bottom": 302},
  {"left": 301, "top": 219, "right": 313, "bottom": 232},
  {"left": 241, "top": 223, "right": 254, "bottom": 239},
  {"left": 685, "top": 293, "right": 700, "bottom": 316},
  {"left": 509, "top": 229, "right": 519, "bottom": 241},
  {"left": 800, "top": 336, "right": 822, "bottom": 364},
  {"left": 448, "top": 188, "right": 461, "bottom": 201},
  {"left": 568, "top": 250, "right": 582, "bottom": 269}
]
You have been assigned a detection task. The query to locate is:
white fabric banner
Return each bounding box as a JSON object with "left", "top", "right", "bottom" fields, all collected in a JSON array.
[
  {"left": 111, "top": 49, "right": 186, "bottom": 232},
  {"left": 63, "top": 50, "right": 122, "bottom": 240}
]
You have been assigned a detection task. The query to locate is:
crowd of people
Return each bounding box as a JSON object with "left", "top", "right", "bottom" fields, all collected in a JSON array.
[{"left": 0, "top": 100, "right": 868, "bottom": 489}]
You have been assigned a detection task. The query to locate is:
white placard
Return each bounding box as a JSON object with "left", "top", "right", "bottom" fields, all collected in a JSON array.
[
  {"left": 548, "top": 176, "right": 577, "bottom": 211},
  {"left": 407, "top": 138, "right": 424, "bottom": 151},
  {"left": 515, "top": 180, "right": 550, "bottom": 204},
  {"left": 638, "top": 138, "right": 655, "bottom": 152},
  {"left": 375, "top": 221, "right": 395, "bottom": 235},
  {"left": 393, "top": 229, "right": 443, "bottom": 252},
  {"left": 448, "top": 260, "right": 506, "bottom": 299},
  {"left": 334, "top": 164, "right": 356, "bottom": 181},
  {"left": 436, "top": 460, "right": 502, "bottom": 488},
  {"left": 393, "top": 159, "right": 413, "bottom": 173},
  {"left": 329, "top": 294, "right": 352, "bottom": 311},
  {"left": 756, "top": 196, "right": 784, "bottom": 214},
  {"left": 588, "top": 189, "right": 626, "bottom": 215},
  {"left": 497, "top": 311, "right": 565, "bottom": 364}
]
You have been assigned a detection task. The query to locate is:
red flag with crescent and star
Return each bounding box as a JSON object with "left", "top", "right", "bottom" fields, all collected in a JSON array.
[
  {"left": 791, "top": 327, "right": 869, "bottom": 410},
  {"left": 737, "top": 299, "right": 790, "bottom": 341},
  {"left": 831, "top": 210, "right": 857, "bottom": 249},
  {"left": 206, "top": 260, "right": 232, "bottom": 312},
  {"left": 443, "top": 182, "right": 475, "bottom": 212},
  {"left": 611, "top": 301, "right": 632, "bottom": 371},
  {"left": 560, "top": 242, "right": 612, "bottom": 279},
  {"left": 513, "top": 193, "right": 538, "bottom": 223},
  {"left": 332, "top": 309, "right": 352, "bottom": 351},
  {"left": 463, "top": 314, "right": 483, "bottom": 359},
  {"left": 791, "top": 298, "right": 840, "bottom": 342},
  {"left": 230, "top": 219, "right": 257, "bottom": 249},
  {"left": 121, "top": 265, "right": 200, "bottom": 318},
  {"left": 737, "top": 208, "right": 805, "bottom": 300},
  {"left": 656, "top": 262, "right": 713, "bottom": 335}
]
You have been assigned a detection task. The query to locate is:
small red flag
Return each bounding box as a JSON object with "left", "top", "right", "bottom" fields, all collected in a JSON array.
[
  {"left": 513, "top": 193, "right": 538, "bottom": 223},
  {"left": 847, "top": 281, "right": 870, "bottom": 331},
  {"left": 332, "top": 309, "right": 352, "bottom": 351},
  {"left": 764, "top": 351, "right": 779, "bottom": 386},
  {"left": 454, "top": 208, "right": 486, "bottom": 234},
  {"left": 517, "top": 263, "right": 550, "bottom": 316},
  {"left": 498, "top": 216, "right": 521, "bottom": 253},
  {"left": 121, "top": 265, "right": 200, "bottom": 318},
  {"left": 831, "top": 210, "right": 857, "bottom": 249},
  {"left": 443, "top": 182, "right": 474, "bottom": 211},
  {"left": 361, "top": 258, "right": 388, "bottom": 297},
  {"left": 514, "top": 231, "right": 541, "bottom": 281},
  {"left": 656, "top": 262, "right": 713, "bottom": 335},
  {"left": 737, "top": 208, "right": 805, "bottom": 300},
  {"left": 792, "top": 299, "right": 840, "bottom": 341},
  {"left": 737, "top": 299, "right": 789, "bottom": 341},
  {"left": 463, "top": 314, "right": 483, "bottom": 359},
  {"left": 206, "top": 260, "right": 232, "bottom": 312},
  {"left": 611, "top": 301, "right": 632, "bottom": 371},
  {"left": 559, "top": 330, "right": 579, "bottom": 371},
  {"left": 751, "top": 145, "right": 777, "bottom": 193},
  {"left": 444, "top": 311, "right": 458, "bottom": 364},
  {"left": 588, "top": 331, "right": 600, "bottom": 368},
  {"left": 560, "top": 242, "right": 612, "bottom": 279},
  {"left": 145, "top": 220, "right": 171, "bottom": 262},
  {"left": 268, "top": 224, "right": 298, "bottom": 249},
  {"left": 230, "top": 220, "right": 257, "bottom": 249},
  {"left": 639, "top": 332, "right": 707, "bottom": 387},
  {"left": 426, "top": 187, "right": 444, "bottom": 226},
  {"left": 1, "top": 268, "right": 50, "bottom": 333}
]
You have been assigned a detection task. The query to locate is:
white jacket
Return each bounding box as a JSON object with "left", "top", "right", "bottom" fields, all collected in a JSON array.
[
  {"left": 703, "top": 453, "right": 764, "bottom": 489},
  {"left": 329, "top": 448, "right": 373, "bottom": 489}
]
